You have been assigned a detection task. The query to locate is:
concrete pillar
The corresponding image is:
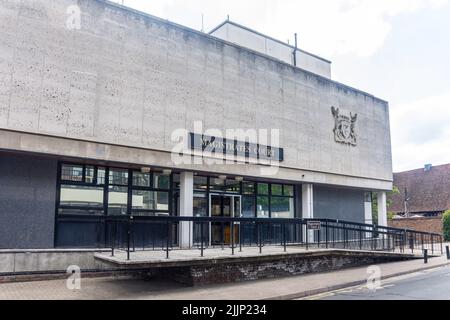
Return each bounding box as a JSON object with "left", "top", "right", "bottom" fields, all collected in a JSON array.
[
  {"left": 377, "top": 191, "right": 388, "bottom": 227},
  {"left": 302, "top": 184, "right": 314, "bottom": 219},
  {"left": 364, "top": 192, "right": 373, "bottom": 225},
  {"left": 302, "top": 184, "right": 314, "bottom": 242},
  {"left": 179, "top": 172, "right": 194, "bottom": 248}
]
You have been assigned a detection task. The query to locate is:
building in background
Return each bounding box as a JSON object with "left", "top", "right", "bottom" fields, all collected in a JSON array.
[
  {"left": 0, "top": 0, "right": 392, "bottom": 250},
  {"left": 390, "top": 164, "right": 450, "bottom": 218}
]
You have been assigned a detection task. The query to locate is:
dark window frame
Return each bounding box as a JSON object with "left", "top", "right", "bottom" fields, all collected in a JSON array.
[{"left": 56, "top": 163, "right": 174, "bottom": 217}]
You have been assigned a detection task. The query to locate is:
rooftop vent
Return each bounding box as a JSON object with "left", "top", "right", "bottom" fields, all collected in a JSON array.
[{"left": 424, "top": 164, "right": 433, "bottom": 172}]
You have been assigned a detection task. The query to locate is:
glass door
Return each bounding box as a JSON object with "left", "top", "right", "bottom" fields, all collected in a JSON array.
[
  {"left": 210, "top": 195, "right": 223, "bottom": 245},
  {"left": 210, "top": 194, "right": 241, "bottom": 246},
  {"left": 223, "top": 196, "right": 232, "bottom": 244},
  {"left": 233, "top": 196, "right": 241, "bottom": 244}
]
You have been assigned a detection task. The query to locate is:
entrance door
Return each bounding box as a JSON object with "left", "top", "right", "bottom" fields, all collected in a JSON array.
[{"left": 210, "top": 194, "right": 241, "bottom": 246}]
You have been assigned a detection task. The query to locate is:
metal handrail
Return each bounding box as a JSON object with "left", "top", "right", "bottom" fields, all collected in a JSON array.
[
  {"left": 92, "top": 215, "right": 444, "bottom": 261},
  {"left": 57, "top": 213, "right": 442, "bottom": 237}
]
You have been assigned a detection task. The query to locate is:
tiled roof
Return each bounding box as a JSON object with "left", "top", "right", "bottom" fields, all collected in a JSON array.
[{"left": 390, "top": 164, "right": 450, "bottom": 214}]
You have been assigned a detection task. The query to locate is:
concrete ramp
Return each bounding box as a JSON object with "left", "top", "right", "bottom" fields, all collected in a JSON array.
[{"left": 95, "top": 247, "right": 419, "bottom": 286}]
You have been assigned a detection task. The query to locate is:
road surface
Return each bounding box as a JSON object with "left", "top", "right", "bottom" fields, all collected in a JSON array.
[{"left": 308, "top": 266, "right": 450, "bottom": 300}]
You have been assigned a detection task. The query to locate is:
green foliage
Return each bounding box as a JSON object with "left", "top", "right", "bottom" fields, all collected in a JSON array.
[
  {"left": 387, "top": 211, "right": 396, "bottom": 221},
  {"left": 372, "top": 186, "right": 401, "bottom": 224},
  {"left": 443, "top": 211, "right": 450, "bottom": 241}
]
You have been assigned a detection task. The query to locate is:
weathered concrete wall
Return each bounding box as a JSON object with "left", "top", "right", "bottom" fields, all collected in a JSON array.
[
  {"left": 0, "top": 249, "right": 113, "bottom": 275},
  {"left": 0, "top": 152, "right": 57, "bottom": 249},
  {"left": 0, "top": 0, "right": 392, "bottom": 190},
  {"left": 155, "top": 251, "right": 413, "bottom": 286},
  {"left": 314, "top": 186, "right": 365, "bottom": 223},
  {"left": 389, "top": 217, "right": 443, "bottom": 235}
]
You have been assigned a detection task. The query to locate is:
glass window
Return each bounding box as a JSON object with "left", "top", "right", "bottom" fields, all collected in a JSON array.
[
  {"left": 155, "top": 192, "right": 169, "bottom": 211},
  {"left": 109, "top": 169, "right": 128, "bottom": 186},
  {"left": 153, "top": 173, "right": 170, "bottom": 190},
  {"left": 242, "top": 196, "right": 256, "bottom": 218},
  {"left": 108, "top": 186, "right": 128, "bottom": 215},
  {"left": 133, "top": 172, "right": 151, "bottom": 187},
  {"left": 271, "top": 184, "right": 283, "bottom": 196},
  {"left": 284, "top": 185, "right": 294, "bottom": 197},
  {"left": 193, "top": 194, "right": 208, "bottom": 217},
  {"left": 85, "top": 166, "right": 95, "bottom": 184},
  {"left": 60, "top": 185, "right": 104, "bottom": 208},
  {"left": 257, "top": 196, "right": 270, "bottom": 218},
  {"left": 97, "top": 167, "right": 106, "bottom": 185},
  {"left": 226, "top": 180, "right": 241, "bottom": 193},
  {"left": 270, "top": 197, "right": 294, "bottom": 219},
  {"left": 210, "top": 178, "right": 225, "bottom": 192},
  {"left": 194, "top": 176, "right": 208, "bottom": 191},
  {"left": 61, "top": 164, "right": 83, "bottom": 182},
  {"left": 243, "top": 182, "right": 255, "bottom": 195},
  {"left": 257, "top": 183, "right": 269, "bottom": 195},
  {"left": 132, "top": 190, "right": 154, "bottom": 210}
]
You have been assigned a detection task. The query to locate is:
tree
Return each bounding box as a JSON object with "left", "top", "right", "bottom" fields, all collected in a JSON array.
[
  {"left": 443, "top": 210, "right": 450, "bottom": 241},
  {"left": 372, "top": 186, "right": 400, "bottom": 225}
]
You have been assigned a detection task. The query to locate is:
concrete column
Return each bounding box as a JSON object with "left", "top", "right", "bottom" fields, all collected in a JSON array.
[
  {"left": 302, "top": 184, "right": 314, "bottom": 219},
  {"left": 179, "top": 172, "right": 194, "bottom": 248},
  {"left": 302, "top": 184, "right": 314, "bottom": 242},
  {"left": 364, "top": 192, "right": 373, "bottom": 225},
  {"left": 377, "top": 191, "right": 388, "bottom": 227}
]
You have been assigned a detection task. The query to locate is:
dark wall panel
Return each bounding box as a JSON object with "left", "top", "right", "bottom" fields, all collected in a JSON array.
[
  {"left": 314, "top": 186, "right": 365, "bottom": 224},
  {"left": 0, "top": 153, "right": 57, "bottom": 249}
]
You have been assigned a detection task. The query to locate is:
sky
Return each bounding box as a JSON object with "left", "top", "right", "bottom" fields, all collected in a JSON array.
[{"left": 111, "top": 0, "right": 450, "bottom": 172}]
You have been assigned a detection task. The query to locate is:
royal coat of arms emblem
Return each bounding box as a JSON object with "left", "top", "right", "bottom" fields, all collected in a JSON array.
[{"left": 331, "top": 106, "right": 357, "bottom": 146}]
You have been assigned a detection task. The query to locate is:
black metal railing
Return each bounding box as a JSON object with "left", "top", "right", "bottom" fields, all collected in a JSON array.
[{"left": 97, "top": 216, "right": 443, "bottom": 261}]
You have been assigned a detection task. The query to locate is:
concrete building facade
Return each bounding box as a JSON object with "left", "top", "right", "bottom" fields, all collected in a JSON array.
[{"left": 0, "top": 0, "right": 393, "bottom": 250}]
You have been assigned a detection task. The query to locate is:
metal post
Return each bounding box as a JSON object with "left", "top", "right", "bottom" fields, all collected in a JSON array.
[
  {"left": 132, "top": 217, "right": 136, "bottom": 253},
  {"left": 358, "top": 226, "right": 362, "bottom": 250},
  {"left": 305, "top": 222, "right": 309, "bottom": 250},
  {"left": 344, "top": 224, "right": 347, "bottom": 249},
  {"left": 127, "top": 219, "right": 131, "bottom": 261},
  {"left": 325, "top": 221, "right": 329, "bottom": 249},
  {"left": 200, "top": 222, "right": 204, "bottom": 257},
  {"left": 300, "top": 221, "right": 303, "bottom": 245},
  {"left": 221, "top": 221, "right": 224, "bottom": 251},
  {"left": 111, "top": 221, "right": 116, "bottom": 257},
  {"left": 231, "top": 221, "right": 235, "bottom": 256},
  {"left": 317, "top": 229, "right": 320, "bottom": 249},
  {"left": 446, "top": 246, "right": 450, "bottom": 260},
  {"left": 431, "top": 235, "right": 434, "bottom": 255},
  {"left": 239, "top": 221, "right": 243, "bottom": 252},
  {"left": 166, "top": 221, "right": 170, "bottom": 259},
  {"left": 280, "top": 223, "right": 284, "bottom": 247},
  {"left": 424, "top": 249, "right": 428, "bottom": 264},
  {"left": 258, "top": 222, "right": 263, "bottom": 254},
  {"left": 421, "top": 234, "right": 424, "bottom": 252},
  {"left": 332, "top": 223, "right": 335, "bottom": 248}
]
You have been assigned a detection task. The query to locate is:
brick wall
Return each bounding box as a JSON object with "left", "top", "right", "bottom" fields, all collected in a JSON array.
[
  {"left": 389, "top": 217, "right": 443, "bottom": 235},
  {"left": 154, "top": 251, "right": 413, "bottom": 286}
]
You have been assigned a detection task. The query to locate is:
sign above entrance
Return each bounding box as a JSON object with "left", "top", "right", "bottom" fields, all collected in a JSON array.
[{"left": 189, "top": 133, "right": 284, "bottom": 162}]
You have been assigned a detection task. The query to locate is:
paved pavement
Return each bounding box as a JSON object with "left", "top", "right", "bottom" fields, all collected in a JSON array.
[
  {"left": 0, "top": 255, "right": 448, "bottom": 300},
  {"left": 309, "top": 265, "right": 450, "bottom": 300}
]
